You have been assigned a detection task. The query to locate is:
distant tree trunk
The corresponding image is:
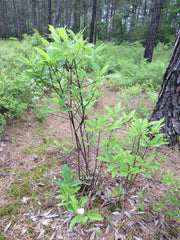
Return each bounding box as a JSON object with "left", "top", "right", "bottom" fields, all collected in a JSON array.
[
  {"left": 94, "top": 11, "right": 98, "bottom": 44},
  {"left": 65, "top": 0, "right": 72, "bottom": 28},
  {"left": 73, "top": 0, "right": 77, "bottom": 33},
  {"left": 129, "top": 3, "right": 138, "bottom": 41},
  {"left": 53, "top": 0, "right": 61, "bottom": 27},
  {"left": 21, "top": 0, "right": 27, "bottom": 34},
  {"left": 13, "top": 0, "right": 22, "bottom": 41},
  {"left": 142, "top": 0, "right": 147, "bottom": 25},
  {"left": 37, "top": 0, "right": 42, "bottom": 34},
  {"left": 150, "top": 32, "right": 180, "bottom": 146},
  {"left": 73, "top": 0, "right": 80, "bottom": 34},
  {"left": 144, "top": 0, "right": 164, "bottom": 62},
  {"left": 89, "top": 0, "right": 97, "bottom": 43},
  {"left": 5, "top": 1, "right": 9, "bottom": 38},
  {"left": 105, "top": 1, "right": 110, "bottom": 40},
  {"left": 0, "top": 1, "right": 7, "bottom": 39},
  {"left": 47, "top": 0, "right": 52, "bottom": 27},
  {"left": 47, "top": 0, "right": 52, "bottom": 40},
  {"left": 83, "top": 1, "right": 88, "bottom": 40},
  {"left": 25, "top": 0, "right": 30, "bottom": 34},
  {"left": 30, "top": 0, "right": 37, "bottom": 30}
]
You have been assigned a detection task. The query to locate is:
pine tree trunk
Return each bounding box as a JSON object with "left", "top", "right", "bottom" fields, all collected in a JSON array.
[
  {"left": 83, "top": 1, "right": 88, "bottom": 40},
  {"left": 144, "top": 0, "right": 164, "bottom": 62},
  {"left": 105, "top": 1, "right": 110, "bottom": 40},
  {"left": 53, "top": 0, "right": 61, "bottom": 27},
  {"left": 13, "top": 0, "right": 22, "bottom": 41},
  {"left": 47, "top": 0, "right": 52, "bottom": 39},
  {"left": 89, "top": 0, "right": 97, "bottom": 43},
  {"left": 150, "top": 31, "right": 180, "bottom": 146},
  {"left": 30, "top": 0, "right": 37, "bottom": 30},
  {"left": 47, "top": 0, "right": 52, "bottom": 27}
]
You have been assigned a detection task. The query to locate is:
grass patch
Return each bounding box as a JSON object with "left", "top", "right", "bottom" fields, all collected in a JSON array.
[
  {"left": 0, "top": 203, "right": 20, "bottom": 217},
  {"left": 7, "top": 160, "right": 63, "bottom": 201}
]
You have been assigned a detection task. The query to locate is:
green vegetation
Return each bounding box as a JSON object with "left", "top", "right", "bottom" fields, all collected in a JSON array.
[
  {"left": 0, "top": 32, "right": 45, "bottom": 136},
  {"left": 7, "top": 161, "right": 61, "bottom": 200},
  {"left": 153, "top": 171, "right": 180, "bottom": 222},
  {"left": 0, "top": 28, "right": 179, "bottom": 239},
  {"left": 0, "top": 31, "right": 172, "bottom": 137},
  {"left": 55, "top": 164, "right": 103, "bottom": 228},
  {"left": 99, "top": 42, "right": 171, "bottom": 89}
]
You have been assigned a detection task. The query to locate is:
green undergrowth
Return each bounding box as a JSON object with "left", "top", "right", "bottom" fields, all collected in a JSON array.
[
  {"left": 0, "top": 32, "right": 47, "bottom": 137},
  {"left": 6, "top": 159, "right": 64, "bottom": 201},
  {"left": 99, "top": 41, "right": 172, "bottom": 90},
  {"left": 0, "top": 203, "right": 20, "bottom": 217},
  {"left": 0, "top": 34, "right": 173, "bottom": 137},
  {"left": 117, "top": 83, "right": 158, "bottom": 118}
]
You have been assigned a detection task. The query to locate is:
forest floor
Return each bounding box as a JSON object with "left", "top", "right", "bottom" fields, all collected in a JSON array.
[{"left": 0, "top": 85, "right": 180, "bottom": 240}]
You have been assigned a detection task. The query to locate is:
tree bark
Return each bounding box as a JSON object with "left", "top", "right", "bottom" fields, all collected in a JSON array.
[
  {"left": 142, "top": 0, "right": 147, "bottom": 25},
  {"left": 13, "top": 0, "right": 22, "bottom": 41},
  {"left": 37, "top": 0, "right": 42, "bottom": 34},
  {"left": 144, "top": 0, "right": 164, "bottom": 62},
  {"left": 105, "top": 1, "right": 110, "bottom": 40},
  {"left": 47, "top": 0, "right": 52, "bottom": 27},
  {"left": 0, "top": 1, "right": 7, "bottom": 39},
  {"left": 30, "top": 0, "right": 37, "bottom": 30},
  {"left": 129, "top": 2, "right": 138, "bottom": 41},
  {"left": 73, "top": 0, "right": 80, "bottom": 34},
  {"left": 53, "top": 0, "right": 61, "bottom": 27},
  {"left": 83, "top": 0, "right": 88, "bottom": 40},
  {"left": 150, "top": 31, "right": 180, "bottom": 146},
  {"left": 89, "top": 0, "right": 97, "bottom": 43},
  {"left": 47, "top": 0, "right": 52, "bottom": 38}
]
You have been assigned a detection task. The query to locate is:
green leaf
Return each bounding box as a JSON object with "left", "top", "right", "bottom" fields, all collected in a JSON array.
[
  {"left": 25, "top": 71, "right": 41, "bottom": 79},
  {"left": 71, "top": 179, "right": 82, "bottom": 187},
  {"left": 119, "top": 171, "right": 128, "bottom": 177},
  {"left": 70, "top": 197, "right": 78, "bottom": 212},
  {"left": 62, "top": 164, "right": 72, "bottom": 184},
  {"left": 83, "top": 46, "right": 93, "bottom": 56},
  {"left": 82, "top": 216, "right": 88, "bottom": 225},
  {"left": 43, "top": 97, "right": 59, "bottom": 104},
  {"left": 54, "top": 179, "right": 64, "bottom": 187},
  {"left": 70, "top": 215, "right": 84, "bottom": 228},
  {"left": 146, "top": 163, "right": 160, "bottom": 170},
  {"left": 86, "top": 211, "right": 103, "bottom": 221},
  {"left": 91, "top": 60, "right": 100, "bottom": 76},
  {"left": 67, "top": 205, "right": 75, "bottom": 213},
  {"left": 144, "top": 154, "right": 155, "bottom": 165},
  {"left": 80, "top": 196, "right": 88, "bottom": 208},
  {"left": 67, "top": 29, "right": 76, "bottom": 39},
  {"left": 119, "top": 188, "right": 124, "bottom": 195},
  {"left": 35, "top": 47, "right": 50, "bottom": 63},
  {"left": 59, "top": 27, "right": 68, "bottom": 42},
  {"left": 57, "top": 202, "right": 66, "bottom": 206},
  {"left": 56, "top": 194, "right": 65, "bottom": 199},
  {"left": 102, "top": 146, "right": 112, "bottom": 162},
  {"left": 114, "top": 103, "right": 121, "bottom": 114},
  {"left": 72, "top": 186, "right": 81, "bottom": 194},
  {"left": 104, "top": 105, "right": 114, "bottom": 115},
  {"left": 108, "top": 164, "right": 115, "bottom": 172},
  {"left": 99, "top": 65, "right": 109, "bottom": 76},
  {"left": 136, "top": 203, "right": 144, "bottom": 211},
  {"left": 49, "top": 25, "right": 61, "bottom": 44}
]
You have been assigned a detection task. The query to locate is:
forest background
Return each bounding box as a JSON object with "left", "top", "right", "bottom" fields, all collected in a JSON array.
[{"left": 0, "top": 0, "right": 179, "bottom": 45}]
